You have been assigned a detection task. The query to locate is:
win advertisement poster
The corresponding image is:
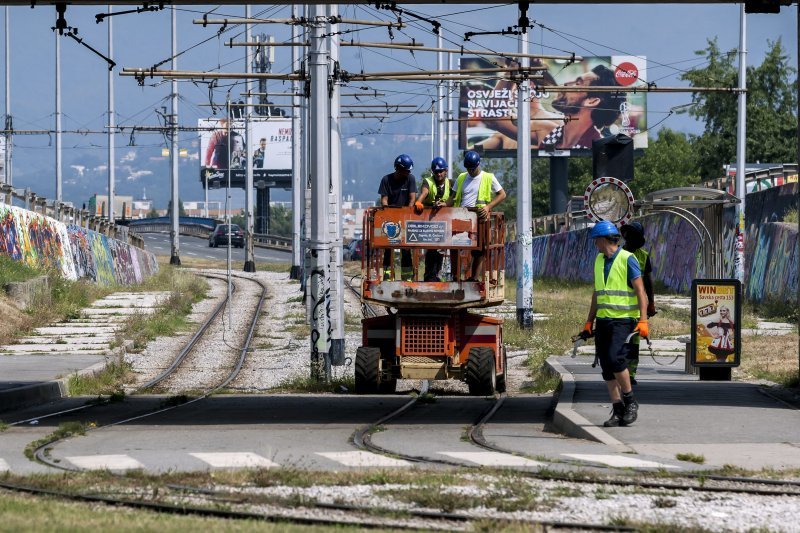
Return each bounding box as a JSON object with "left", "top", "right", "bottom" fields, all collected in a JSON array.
[
  {"left": 199, "top": 118, "right": 292, "bottom": 188},
  {"left": 459, "top": 56, "right": 648, "bottom": 155}
]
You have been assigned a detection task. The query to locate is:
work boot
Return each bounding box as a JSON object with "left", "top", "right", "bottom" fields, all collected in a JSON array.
[
  {"left": 622, "top": 395, "right": 639, "bottom": 425},
  {"left": 603, "top": 402, "right": 626, "bottom": 427}
]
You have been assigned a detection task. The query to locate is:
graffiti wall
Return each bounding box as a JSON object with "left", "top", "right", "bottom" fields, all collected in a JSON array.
[
  {"left": 512, "top": 184, "right": 797, "bottom": 305},
  {"left": 0, "top": 202, "right": 158, "bottom": 285}
]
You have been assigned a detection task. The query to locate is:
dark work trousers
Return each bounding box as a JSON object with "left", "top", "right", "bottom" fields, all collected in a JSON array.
[
  {"left": 383, "top": 249, "right": 412, "bottom": 274},
  {"left": 423, "top": 250, "right": 444, "bottom": 281}
]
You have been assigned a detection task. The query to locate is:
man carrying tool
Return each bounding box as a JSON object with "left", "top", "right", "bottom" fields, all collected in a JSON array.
[
  {"left": 621, "top": 221, "right": 657, "bottom": 384},
  {"left": 415, "top": 157, "right": 452, "bottom": 281},
  {"left": 579, "top": 220, "right": 648, "bottom": 427},
  {"left": 450, "top": 150, "right": 506, "bottom": 282}
]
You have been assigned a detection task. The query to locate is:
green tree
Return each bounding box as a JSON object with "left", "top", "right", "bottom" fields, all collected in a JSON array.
[
  {"left": 632, "top": 128, "right": 700, "bottom": 196},
  {"left": 680, "top": 38, "right": 797, "bottom": 181},
  {"left": 166, "top": 200, "right": 187, "bottom": 217},
  {"left": 145, "top": 208, "right": 160, "bottom": 219}
]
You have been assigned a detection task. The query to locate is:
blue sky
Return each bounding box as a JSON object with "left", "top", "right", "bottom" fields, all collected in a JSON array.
[{"left": 1, "top": 3, "right": 796, "bottom": 207}]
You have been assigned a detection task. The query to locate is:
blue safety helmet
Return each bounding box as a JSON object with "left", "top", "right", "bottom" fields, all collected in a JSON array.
[
  {"left": 394, "top": 154, "right": 414, "bottom": 171},
  {"left": 431, "top": 157, "right": 448, "bottom": 172},
  {"left": 463, "top": 150, "right": 481, "bottom": 170},
  {"left": 590, "top": 220, "right": 620, "bottom": 239}
]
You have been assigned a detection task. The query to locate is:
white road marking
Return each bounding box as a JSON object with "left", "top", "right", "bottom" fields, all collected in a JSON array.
[
  {"left": 153, "top": 246, "right": 165, "bottom": 250},
  {"left": 438, "top": 451, "right": 545, "bottom": 467},
  {"left": 0, "top": 458, "right": 9, "bottom": 472},
  {"left": 190, "top": 452, "right": 278, "bottom": 469},
  {"left": 562, "top": 453, "right": 680, "bottom": 469},
  {"left": 187, "top": 252, "right": 198, "bottom": 256},
  {"left": 316, "top": 451, "right": 412, "bottom": 467},
  {"left": 66, "top": 454, "right": 145, "bottom": 470}
]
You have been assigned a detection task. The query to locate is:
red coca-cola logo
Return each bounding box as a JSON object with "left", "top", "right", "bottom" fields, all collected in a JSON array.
[{"left": 614, "top": 62, "right": 639, "bottom": 86}]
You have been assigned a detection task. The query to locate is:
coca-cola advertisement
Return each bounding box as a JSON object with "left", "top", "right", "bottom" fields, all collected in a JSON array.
[{"left": 459, "top": 55, "right": 647, "bottom": 154}]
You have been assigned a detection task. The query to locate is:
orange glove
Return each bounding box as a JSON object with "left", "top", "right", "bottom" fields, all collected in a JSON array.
[
  {"left": 579, "top": 321, "right": 593, "bottom": 340},
  {"left": 414, "top": 201, "right": 424, "bottom": 213},
  {"left": 636, "top": 319, "right": 649, "bottom": 339},
  {"left": 647, "top": 302, "right": 657, "bottom": 318}
]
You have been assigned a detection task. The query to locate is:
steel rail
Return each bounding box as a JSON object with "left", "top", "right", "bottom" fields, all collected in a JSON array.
[{"left": 30, "top": 273, "right": 268, "bottom": 473}]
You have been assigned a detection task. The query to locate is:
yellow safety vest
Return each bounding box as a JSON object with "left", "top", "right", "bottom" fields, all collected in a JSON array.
[
  {"left": 454, "top": 171, "right": 494, "bottom": 207},
  {"left": 594, "top": 249, "right": 640, "bottom": 319},
  {"left": 422, "top": 176, "right": 451, "bottom": 205},
  {"left": 633, "top": 248, "right": 649, "bottom": 271}
]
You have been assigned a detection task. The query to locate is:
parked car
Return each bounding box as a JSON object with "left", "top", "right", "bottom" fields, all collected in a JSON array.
[
  {"left": 209, "top": 224, "right": 244, "bottom": 248},
  {"left": 343, "top": 239, "right": 363, "bottom": 261}
]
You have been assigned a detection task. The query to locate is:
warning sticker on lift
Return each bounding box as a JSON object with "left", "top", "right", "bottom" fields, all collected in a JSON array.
[{"left": 405, "top": 220, "right": 447, "bottom": 244}]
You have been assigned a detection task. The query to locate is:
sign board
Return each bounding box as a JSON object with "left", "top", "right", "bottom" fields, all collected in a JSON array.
[
  {"left": 691, "top": 279, "right": 741, "bottom": 367},
  {"left": 406, "top": 221, "right": 447, "bottom": 244},
  {"left": 198, "top": 118, "right": 292, "bottom": 189},
  {"left": 459, "top": 55, "right": 648, "bottom": 156}
]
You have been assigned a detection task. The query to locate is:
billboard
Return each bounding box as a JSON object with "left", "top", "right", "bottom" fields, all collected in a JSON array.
[
  {"left": 459, "top": 56, "right": 648, "bottom": 155},
  {"left": 691, "top": 279, "right": 741, "bottom": 367},
  {"left": 199, "top": 118, "right": 292, "bottom": 189}
]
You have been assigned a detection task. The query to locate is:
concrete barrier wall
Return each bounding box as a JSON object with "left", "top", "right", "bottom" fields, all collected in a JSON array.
[
  {"left": 507, "top": 184, "right": 798, "bottom": 305},
  {"left": 0, "top": 202, "right": 158, "bottom": 285}
]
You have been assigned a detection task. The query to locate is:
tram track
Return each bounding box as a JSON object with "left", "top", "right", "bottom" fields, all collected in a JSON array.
[{"left": 13, "top": 271, "right": 268, "bottom": 473}]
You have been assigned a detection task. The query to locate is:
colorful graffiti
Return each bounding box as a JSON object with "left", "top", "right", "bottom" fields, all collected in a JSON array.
[
  {"left": 0, "top": 202, "right": 158, "bottom": 286},
  {"left": 510, "top": 183, "right": 797, "bottom": 305}
]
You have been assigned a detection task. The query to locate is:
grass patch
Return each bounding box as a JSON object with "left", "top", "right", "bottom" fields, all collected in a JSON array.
[
  {"left": 783, "top": 208, "right": 798, "bottom": 223},
  {"left": 676, "top": 452, "right": 705, "bottom": 464},
  {"left": 0, "top": 420, "right": 8, "bottom": 432},
  {"left": 274, "top": 372, "right": 355, "bottom": 394},
  {"left": 0, "top": 255, "right": 41, "bottom": 285},
  {"left": 113, "top": 267, "right": 207, "bottom": 351},
  {"left": 738, "top": 332, "right": 799, "bottom": 386},
  {"left": 24, "top": 421, "right": 87, "bottom": 461},
  {"left": 67, "top": 357, "right": 132, "bottom": 396},
  {"left": 0, "top": 491, "right": 307, "bottom": 532}
]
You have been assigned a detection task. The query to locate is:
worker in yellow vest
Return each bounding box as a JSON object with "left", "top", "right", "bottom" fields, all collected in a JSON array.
[
  {"left": 621, "top": 221, "right": 657, "bottom": 385},
  {"left": 449, "top": 150, "right": 506, "bottom": 281},
  {"left": 415, "top": 157, "right": 452, "bottom": 281},
  {"left": 579, "top": 220, "right": 648, "bottom": 427}
]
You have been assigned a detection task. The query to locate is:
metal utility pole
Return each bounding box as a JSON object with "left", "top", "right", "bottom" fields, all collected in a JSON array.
[
  {"left": 516, "top": 20, "right": 533, "bottom": 328},
  {"left": 107, "top": 5, "right": 115, "bottom": 222},
  {"left": 733, "top": 3, "right": 747, "bottom": 283},
  {"left": 446, "top": 52, "right": 454, "bottom": 182},
  {"left": 290, "top": 3, "right": 302, "bottom": 280},
  {"left": 55, "top": 25, "right": 62, "bottom": 203},
  {"left": 4, "top": 7, "right": 11, "bottom": 187},
  {"left": 308, "top": 5, "right": 332, "bottom": 381},
  {"left": 243, "top": 4, "right": 256, "bottom": 273},
  {"left": 328, "top": 4, "right": 345, "bottom": 366},
  {"left": 169, "top": 5, "right": 180, "bottom": 265},
  {"left": 436, "top": 32, "right": 445, "bottom": 159}
]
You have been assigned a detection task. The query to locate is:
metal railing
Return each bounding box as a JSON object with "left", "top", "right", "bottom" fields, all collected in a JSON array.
[{"left": 0, "top": 184, "right": 145, "bottom": 250}]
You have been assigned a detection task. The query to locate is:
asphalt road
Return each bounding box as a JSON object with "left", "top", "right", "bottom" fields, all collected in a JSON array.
[{"left": 141, "top": 233, "right": 292, "bottom": 263}]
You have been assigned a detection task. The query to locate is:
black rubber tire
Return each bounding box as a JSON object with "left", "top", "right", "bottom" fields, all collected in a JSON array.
[
  {"left": 355, "top": 346, "right": 381, "bottom": 394},
  {"left": 495, "top": 346, "right": 507, "bottom": 394},
  {"left": 465, "top": 346, "right": 497, "bottom": 396}
]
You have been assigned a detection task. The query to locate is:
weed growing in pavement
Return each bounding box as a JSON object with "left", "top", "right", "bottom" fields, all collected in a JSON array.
[
  {"left": 0, "top": 420, "right": 8, "bottom": 432},
  {"left": 676, "top": 452, "right": 706, "bottom": 464},
  {"left": 272, "top": 372, "right": 355, "bottom": 393},
  {"left": 286, "top": 295, "right": 303, "bottom": 303},
  {"left": 67, "top": 357, "right": 132, "bottom": 396},
  {"left": 24, "top": 421, "right": 87, "bottom": 460},
  {"left": 653, "top": 496, "right": 678, "bottom": 508},
  {"left": 160, "top": 395, "right": 192, "bottom": 408}
]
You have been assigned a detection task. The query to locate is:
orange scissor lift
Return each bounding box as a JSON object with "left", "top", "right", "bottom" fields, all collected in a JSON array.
[{"left": 356, "top": 206, "right": 507, "bottom": 395}]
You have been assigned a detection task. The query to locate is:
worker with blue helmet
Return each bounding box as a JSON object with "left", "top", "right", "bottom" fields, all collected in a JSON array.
[
  {"left": 378, "top": 154, "right": 417, "bottom": 281},
  {"left": 580, "top": 218, "right": 648, "bottom": 427},
  {"left": 414, "top": 157, "right": 452, "bottom": 281}
]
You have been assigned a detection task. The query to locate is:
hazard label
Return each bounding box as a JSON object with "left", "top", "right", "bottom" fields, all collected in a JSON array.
[{"left": 405, "top": 221, "right": 447, "bottom": 244}]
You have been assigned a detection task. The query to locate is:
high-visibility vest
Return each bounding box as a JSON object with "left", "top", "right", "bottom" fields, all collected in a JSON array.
[
  {"left": 594, "top": 249, "right": 640, "bottom": 319},
  {"left": 422, "top": 177, "right": 451, "bottom": 206},
  {"left": 632, "top": 248, "right": 649, "bottom": 271},
  {"left": 454, "top": 171, "right": 494, "bottom": 207}
]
